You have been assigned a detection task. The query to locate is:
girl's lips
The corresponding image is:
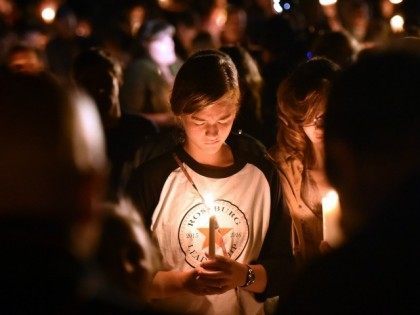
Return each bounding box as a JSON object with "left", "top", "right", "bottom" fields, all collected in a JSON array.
[{"left": 204, "top": 140, "right": 220, "bottom": 145}]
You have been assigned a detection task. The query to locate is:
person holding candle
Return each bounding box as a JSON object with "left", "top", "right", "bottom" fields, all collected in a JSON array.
[
  {"left": 125, "top": 49, "right": 295, "bottom": 314},
  {"left": 276, "top": 39, "right": 420, "bottom": 314},
  {"left": 269, "top": 57, "right": 340, "bottom": 264}
]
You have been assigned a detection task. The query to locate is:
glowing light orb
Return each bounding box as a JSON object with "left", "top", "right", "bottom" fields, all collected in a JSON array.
[
  {"left": 389, "top": 0, "right": 403, "bottom": 4},
  {"left": 319, "top": 0, "right": 337, "bottom": 6},
  {"left": 390, "top": 14, "right": 404, "bottom": 32},
  {"left": 273, "top": 0, "right": 283, "bottom": 14},
  {"left": 41, "top": 7, "right": 56, "bottom": 23}
]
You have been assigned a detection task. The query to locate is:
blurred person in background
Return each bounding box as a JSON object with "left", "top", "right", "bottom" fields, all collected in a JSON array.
[
  {"left": 277, "top": 40, "right": 420, "bottom": 314},
  {"left": 96, "top": 200, "right": 162, "bottom": 309},
  {"left": 46, "top": 4, "right": 96, "bottom": 81},
  {"left": 311, "top": 31, "right": 358, "bottom": 68},
  {"left": 101, "top": 0, "right": 161, "bottom": 69},
  {"left": 0, "top": 71, "right": 146, "bottom": 313},
  {"left": 72, "top": 47, "right": 158, "bottom": 201},
  {"left": 220, "top": 5, "right": 247, "bottom": 47},
  {"left": 270, "top": 57, "right": 340, "bottom": 266},
  {"left": 190, "top": 30, "right": 217, "bottom": 54},
  {"left": 258, "top": 14, "right": 306, "bottom": 148},
  {"left": 120, "top": 18, "right": 183, "bottom": 130},
  {"left": 219, "top": 45, "right": 264, "bottom": 142},
  {"left": 173, "top": 10, "right": 201, "bottom": 60},
  {"left": 6, "top": 44, "right": 45, "bottom": 73}
]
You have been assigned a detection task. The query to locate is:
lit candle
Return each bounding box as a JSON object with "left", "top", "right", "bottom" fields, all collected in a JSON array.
[
  {"left": 209, "top": 215, "right": 217, "bottom": 258},
  {"left": 321, "top": 190, "right": 343, "bottom": 248},
  {"left": 204, "top": 192, "right": 217, "bottom": 258}
]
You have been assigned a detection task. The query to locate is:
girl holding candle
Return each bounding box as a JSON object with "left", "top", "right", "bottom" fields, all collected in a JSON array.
[
  {"left": 270, "top": 57, "right": 340, "bottom": 264},
  {"left": 125, "top": 50, "right": 294, "bottom": 314}
]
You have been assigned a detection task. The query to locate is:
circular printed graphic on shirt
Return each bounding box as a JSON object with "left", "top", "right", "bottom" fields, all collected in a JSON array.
[{"left": 178, "top": 199, "right": 249, "bottom": 268}]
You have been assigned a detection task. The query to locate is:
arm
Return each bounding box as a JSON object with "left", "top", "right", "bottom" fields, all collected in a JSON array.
[
  {"left": 149, "top": 269, "right": 192, "bottom": 299},
  {"left": 253, "top": 166, "right": 296, "bottom": 301}
]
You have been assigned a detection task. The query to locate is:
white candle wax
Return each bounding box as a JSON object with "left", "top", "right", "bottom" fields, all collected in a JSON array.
[
  {"left": 209, "top": 215, "right": 216, "bottom": 258},
  {"left": 322, "top": 190, "right": 343, "bottom": 248}
]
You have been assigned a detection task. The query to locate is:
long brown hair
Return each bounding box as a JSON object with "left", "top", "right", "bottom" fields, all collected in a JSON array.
[{"left": 274, "top": 57, "right": 339, "bottom": 168}]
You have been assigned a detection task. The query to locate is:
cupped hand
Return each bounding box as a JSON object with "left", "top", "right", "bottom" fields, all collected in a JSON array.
[
  {"left": 182, "top": 267, "right": 227, "bottom": 296},
  {"left": 319, "top": 240, "right": 332, "bottom": 254},
  {"left": 198, "top": 254, "right": 248, "bottom": 291}
]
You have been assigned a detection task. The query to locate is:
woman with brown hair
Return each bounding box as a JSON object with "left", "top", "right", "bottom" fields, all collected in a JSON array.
[{"left": 270, "top": 57, "right": 340, "bottom": 265}]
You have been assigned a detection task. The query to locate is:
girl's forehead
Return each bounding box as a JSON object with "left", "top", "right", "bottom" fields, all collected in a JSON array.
[{"left": 193, "top": 98, "right": 237, "bottom": 118}]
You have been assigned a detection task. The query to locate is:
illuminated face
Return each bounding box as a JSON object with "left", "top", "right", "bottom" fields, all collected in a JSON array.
[
  {"left": 303, "top": 113, "right": 325, "bottom": 146},
  {"left": 181, "top": 96, "right": 237, "bottom": 158},
  {"left": 148, "top": 33, "right": 177, "bottom": 66}
]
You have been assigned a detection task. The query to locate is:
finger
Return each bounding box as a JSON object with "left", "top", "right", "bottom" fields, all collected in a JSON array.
[
  {"left": 198, "top": 277, "right": 225, "bottom": 288},
  {"left": 201, "top": 257, "right": 230, "bottom": 270},
  {"left": 197, "top": 270, "right": 225, "bottom": 279},
  {"left": 205, "top": 253, "right": 229, "bottom": 262}
]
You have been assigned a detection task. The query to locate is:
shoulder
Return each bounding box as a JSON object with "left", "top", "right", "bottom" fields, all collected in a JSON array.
[
  {"left": 133, "top": 130, "right": 181, "bottom": 166},
  {"left": 228, "top": 133, "right": 281, "bottom": 188},
  {"left": 131, "top": 148, "right": 178, "bottom": 181},
  {"left": 120, "top": 114, "right": 158, "bottom": 134},
  {"left": 125, "top": 58, "right": 157, "bottom": 76},
  {"left": 228, "top": 132, "right": 277, "bottom": 171},
  {"left": 228, "top": 132, "right": 269, "bottom": 162}
]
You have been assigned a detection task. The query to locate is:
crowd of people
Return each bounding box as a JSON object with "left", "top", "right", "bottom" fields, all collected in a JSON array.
[{"left": 0, "top": 0, "right": 419, "bottom": 314}]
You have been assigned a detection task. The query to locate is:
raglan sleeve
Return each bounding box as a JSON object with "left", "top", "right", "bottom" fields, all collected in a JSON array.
[
  {"left": 124, "top": 164, "right": 159, "bottom": 228},
  {"left": 253, "top": 164, "right": 296, "bottom": 301}
]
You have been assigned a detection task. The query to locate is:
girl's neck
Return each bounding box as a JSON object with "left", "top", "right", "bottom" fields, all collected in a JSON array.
[
  {"left": 311, "top": 143, "right": 325, "bottom": 171},
  {"left": 184, "top": 142, "right": 234, "bottom": 167}
]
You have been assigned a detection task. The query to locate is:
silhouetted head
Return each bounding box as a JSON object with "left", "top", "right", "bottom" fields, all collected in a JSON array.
[
  {"left": 325, "top": 42, "right": 420, "bottom": 234},
  {"left": 72, "top": 48, "right": 122, "bottom": 126},
  {"left": 0, "top": 71, "right": 107, "bottom": 258}
]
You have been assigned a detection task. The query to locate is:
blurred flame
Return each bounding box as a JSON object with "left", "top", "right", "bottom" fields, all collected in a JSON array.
[
  {"left": 319, "top": 0, "right": 337, "bottom": 6},
  {"left": 390, "top": 14, "right": 404, "bottom": 32},
  {"left": 41, "top": 6, "right": 56, "bottom": 23},
  {"left": 273, "top": 1, "right": 283, "bottom": 13}
]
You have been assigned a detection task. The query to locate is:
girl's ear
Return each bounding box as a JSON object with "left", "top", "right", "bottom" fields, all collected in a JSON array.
[{"left": 174, "top": 115, "right": 183, "bottom": 128}]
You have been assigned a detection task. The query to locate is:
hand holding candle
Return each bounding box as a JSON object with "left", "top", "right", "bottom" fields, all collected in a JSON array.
[{"left": 321, "top": 190, "right": 343, "bottom": 248}]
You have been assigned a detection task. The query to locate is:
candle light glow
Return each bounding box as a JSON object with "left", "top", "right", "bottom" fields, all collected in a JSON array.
[
  {"left": 322, "top": 190, "right": 343, "bottom": 248},
  {"left": 41, "top": 6, "right": 56, "bottom": 23},
  {"left": 319, "top": 0, "right": 337, "bottom": 6},
  {"left": 390, "top": 14, "right": 404, "bottom": 32}
]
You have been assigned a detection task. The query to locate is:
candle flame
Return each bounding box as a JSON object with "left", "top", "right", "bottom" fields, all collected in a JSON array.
[
  {"left": 203, "top": 192, "right": 215, "bottom": 210},
  {"left": 390, "top": 14, "right": 404, "bottom": 32},
  {"left": 322, "top": 190, "right": 339, "bottom": 213},
  {"left": 319, "top": 0, "right": 337, "bottom": 6},
  {"left": 41, "top": 6, "right": 56, "bottom": 23}
]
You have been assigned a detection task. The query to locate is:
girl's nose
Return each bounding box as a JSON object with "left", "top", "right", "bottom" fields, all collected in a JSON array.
[{"left": 205, "top": 124, "right": 219, "bottom": 137}]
